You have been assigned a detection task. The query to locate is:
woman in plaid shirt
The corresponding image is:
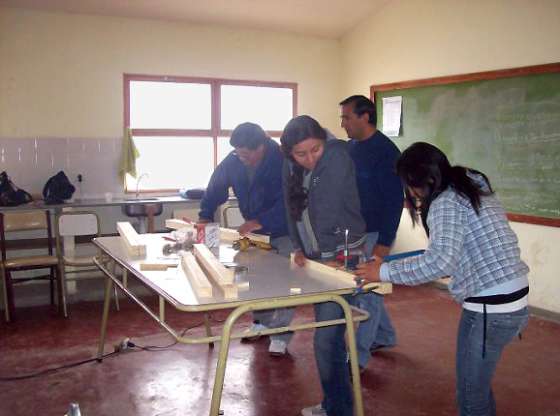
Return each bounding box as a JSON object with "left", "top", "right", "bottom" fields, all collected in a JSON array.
[{"left": 356, "top": 142, "right": 529, "bottom": 416}]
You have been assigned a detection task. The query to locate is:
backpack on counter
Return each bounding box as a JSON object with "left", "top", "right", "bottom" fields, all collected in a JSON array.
[
  {"left": 0, "top": 171, "right": 33, "bottom": 206},
  {"left": 42, "top": 171, "right": 76, "bottom": 205}
]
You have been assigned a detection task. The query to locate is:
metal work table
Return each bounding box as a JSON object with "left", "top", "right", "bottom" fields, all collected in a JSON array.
[{"left": 94, "top": 234, "right": 391, "bottom": 416}]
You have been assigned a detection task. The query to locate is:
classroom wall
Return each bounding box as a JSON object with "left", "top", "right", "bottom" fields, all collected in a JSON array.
[
  {"left": 0, "top": 7, "right": 342, "bottom": 138},
  {"left": 341, "top": 0, "right": 560, "bottom": 314}
]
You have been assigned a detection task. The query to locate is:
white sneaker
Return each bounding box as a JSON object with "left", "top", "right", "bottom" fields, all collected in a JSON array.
[
  {"left": 301, "top": 404, "right": 326, "bottom": 416},
  {"left": 268, "top": 339, "right": 287, "bottom": 356}
]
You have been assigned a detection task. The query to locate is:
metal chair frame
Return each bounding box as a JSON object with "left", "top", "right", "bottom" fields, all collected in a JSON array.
[
  {"left": 55, "top": 210, "right": 119, "bottom": 311},
  {"left": 0, "top": 210, "right": 66, "bottom": 322}
]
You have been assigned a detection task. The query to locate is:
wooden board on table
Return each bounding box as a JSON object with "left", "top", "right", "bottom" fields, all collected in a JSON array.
[
  {"left": 181, "top": 252, "right": 213, "bottom": 298},
  {"left": 290, "top": 254, "right": 392, "bottom": 295},
  {"left": 219, "top": 227, "right": 270, "bottom": 244},
  {"left": 116, "top": 222, "right": 146, "bottom": 256},
  {"left": 193, "top": 243, "right": 237, "bottom": 299}
]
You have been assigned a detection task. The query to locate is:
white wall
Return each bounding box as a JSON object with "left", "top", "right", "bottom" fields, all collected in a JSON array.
[
  {"left": 341, "top": 0, "right": 560, "bottom": 313},
  {"left": 0, "top": 8, "right": 342, "bottom": 138}
]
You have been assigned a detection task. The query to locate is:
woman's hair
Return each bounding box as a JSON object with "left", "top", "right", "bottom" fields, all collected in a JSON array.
[
  {"left": 396, "top": 142, "right": 494, "bottom": 234},
  {"left": 280, "top": 115, "right": 327, "bottom": 221}
]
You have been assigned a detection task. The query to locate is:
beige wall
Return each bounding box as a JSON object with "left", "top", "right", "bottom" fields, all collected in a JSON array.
[
  {"left": 341, "top": 0, "right": 560, "bottom": 313},
  {"left": 0, "top": 8, "right": 342, "bottom": 138}
]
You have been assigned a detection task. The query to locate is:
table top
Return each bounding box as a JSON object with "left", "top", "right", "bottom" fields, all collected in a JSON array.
[{"left": 94, "top": 234, "right": 364, "bottom": 311}]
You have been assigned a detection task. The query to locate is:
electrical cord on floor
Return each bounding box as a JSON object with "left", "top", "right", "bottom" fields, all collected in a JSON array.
[
  {"left": 128, "top": 320, "right": 205, "bottom": 351},
  {"left": 0, "top": 350, "right": 121, "bottom": 382},
  {"left": 2, "top": 316, "right": 232, "bottom": 380}
]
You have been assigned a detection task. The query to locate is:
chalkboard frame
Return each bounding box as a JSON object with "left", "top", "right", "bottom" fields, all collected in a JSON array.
[{"left": 371, "top": 63, "right": 560, "bottom": 228}]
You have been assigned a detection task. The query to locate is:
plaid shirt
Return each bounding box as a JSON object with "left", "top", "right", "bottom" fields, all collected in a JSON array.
[{"left": 382, "top": 179, "right": 529, "bottom": 303}]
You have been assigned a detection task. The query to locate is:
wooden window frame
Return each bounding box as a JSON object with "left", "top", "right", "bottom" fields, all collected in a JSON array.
[{"left": 124, "top": 74, "right": 297, "bottom": 180}]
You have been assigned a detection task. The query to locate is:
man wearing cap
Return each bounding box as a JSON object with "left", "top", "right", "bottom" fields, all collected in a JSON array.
[{"left": 199, "top": 122, "right": 294, "bottom": 356}]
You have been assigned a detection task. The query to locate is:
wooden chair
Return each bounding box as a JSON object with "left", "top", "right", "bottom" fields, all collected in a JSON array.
[
  {"left": 0, "top": 210, "right": 66, "bottom": 322},
  {"left": 55, "top": 211, "right": 119, "bottom": 311}
]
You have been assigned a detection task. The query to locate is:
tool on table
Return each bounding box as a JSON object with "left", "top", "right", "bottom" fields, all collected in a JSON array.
[
  {"left": 351, "top": 249, "right": 426, "bottom": 296},
  {"left": 352, "top": 277, "right": 365, "bottom": 296},
  {"left": 232, "top": 236, "right": 272, "bottom": 251}
]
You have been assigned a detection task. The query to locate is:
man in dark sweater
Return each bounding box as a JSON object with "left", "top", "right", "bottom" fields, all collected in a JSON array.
[
  {"left": 199, "top": 122, "right": 294, "bottom": 356},
  {"left": 339, "top": 95, "right": 404, "bottom": 371}
]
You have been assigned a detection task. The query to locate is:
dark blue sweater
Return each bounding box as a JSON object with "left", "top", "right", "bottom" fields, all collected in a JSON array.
[
  {"left": 199, "top": 139, "right": 288, "bottom": 238},
  {"left": 347, "top": 130, "right": 404, "bottom": 246}
]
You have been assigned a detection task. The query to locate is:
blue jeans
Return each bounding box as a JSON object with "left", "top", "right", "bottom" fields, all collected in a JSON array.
[
  {"left": 355, "top": 232, "right": 397, "bottom": 368},
  {"left": 456, "top": 307, "right": 529, "bottom": 416},
  {"left": 252, "top": 235, "right": 295, "bottom": 344},
  {"left": 314, "top": 297, "right": 354, "bottom": 416},
  {"left": 354, "top": 293, "right": 397, "bottom": 367}
]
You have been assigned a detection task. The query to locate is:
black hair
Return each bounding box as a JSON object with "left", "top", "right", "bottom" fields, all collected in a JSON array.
[
  {"left": 396, "top": 142, "right": 494, "bottom": 235},
  {"left": 280, "top": 115, "right": 327, "bottom": 221},
  {"left": 339, "top": 95, "right": 377, "bottom": 126},
  {"left": 229, "top": 122, "right": 268, "bottom": 149}
]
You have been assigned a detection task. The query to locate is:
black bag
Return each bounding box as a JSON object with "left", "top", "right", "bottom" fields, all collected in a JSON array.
[
  {"left": 42, "top": 171, "right": 76, "bottom": 205},
  {"left": 0, "top": 171, "right": 33, "bottom": 206}
]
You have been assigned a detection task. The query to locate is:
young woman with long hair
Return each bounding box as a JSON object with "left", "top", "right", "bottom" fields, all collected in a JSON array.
[
  {"left": 281, "top": 115, "right": 366, "bottom": 416},
  {"left": 356, "top": 142, "right": 529, "bottom": 416}
]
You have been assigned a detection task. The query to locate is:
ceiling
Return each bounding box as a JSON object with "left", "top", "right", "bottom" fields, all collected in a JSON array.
[{"left": 0, "top": 0, "right": 388, "bottom": 39}]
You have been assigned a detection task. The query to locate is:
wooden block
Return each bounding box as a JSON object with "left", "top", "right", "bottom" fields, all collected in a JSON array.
[
  {"left": 237, "top": 281, "right": 250, "bottom": 291},
  {"left": 139, "top": 262, "right": 178, "bottom": 271},
  {"left": 219, "top": 227, "right": 240, "bottom": 241},
  {"left": 193, "top": 244, "right": 237, "bottom": 299},
  {"left": 181, "top": 252, "right": 213, "bottom": 298},
  {"left": 219, "top": 227, "right": 271, "bottom": 244},
  {"left": 290, "top": 254, "right": 392, "bottom": 295},
  {"left": 221, "top": 284, "right": 238, "bottom": 298},
  {"left": 165, "top": 218, "right": 191, "bottom": 230},
  {"left": 117, "top": 222, "right": 146, "bottom": 256}
]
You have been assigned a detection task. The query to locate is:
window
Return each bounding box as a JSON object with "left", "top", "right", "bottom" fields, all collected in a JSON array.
[{"left": 124, "top": 75, "right": 296, "bottom": 192}]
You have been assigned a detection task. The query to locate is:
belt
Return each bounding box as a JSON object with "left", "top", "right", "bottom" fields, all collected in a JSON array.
[{"left": 464, "top": 286, "right": 529, "bottom": 358}]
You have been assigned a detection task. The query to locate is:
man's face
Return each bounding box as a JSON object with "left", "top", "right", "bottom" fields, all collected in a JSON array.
[
  {"left": 340, "top": 103, "right": 368, "bottom": 140},
  {"left": 235, "top": 144, "right": 265, "bottom": 167}
]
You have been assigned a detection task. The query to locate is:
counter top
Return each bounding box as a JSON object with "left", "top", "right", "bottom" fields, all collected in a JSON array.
[{"left": 0, "top": 195, "right": 201, "bottom": 212}]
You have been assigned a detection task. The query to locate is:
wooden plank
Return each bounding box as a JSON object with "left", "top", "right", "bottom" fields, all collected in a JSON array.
[
  {"left": 139, "top": 262, "right": 178, "bottom": 271},
  {"left": 181, "top": 252, "right": 213, "bottom": 298},
  {"left": 219, "top": 227, "right": 271, "bottom": 244},
  {"left": 290, "top": 254, "right": 392, "bottom": 295},
  {"left": 193, "top": 243, "right": 237, "bottom": 299},
  {"left": 165, "top": 218, "right": 192, "bottom": 230},
  {"left": 116, "top": 222, "right": 146, "bottom": 256}
]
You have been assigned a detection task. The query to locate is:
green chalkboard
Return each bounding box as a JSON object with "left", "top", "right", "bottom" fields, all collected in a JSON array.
[{"left": 373, "top": 64, "right": 560, "bottom": 226}]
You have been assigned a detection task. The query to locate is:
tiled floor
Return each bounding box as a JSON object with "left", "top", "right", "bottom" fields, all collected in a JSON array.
[{"left": 1, "top": 285, "right": 559, "bottom": 416}]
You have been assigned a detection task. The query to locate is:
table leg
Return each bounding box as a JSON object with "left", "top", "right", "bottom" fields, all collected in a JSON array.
[
  {"left": 97, "top": 275, "right": 114, "bottom": 362},
  {"left": 341, "top": 298, "right": 364, "bottom": 416},
  {"left": 204, "top": 312, "right": 214, "bottom": 349}
]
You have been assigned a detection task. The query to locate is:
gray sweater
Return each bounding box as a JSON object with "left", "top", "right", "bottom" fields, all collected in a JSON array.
[{"left": 283, "top": 139, "right": 366, "bottom": 259}]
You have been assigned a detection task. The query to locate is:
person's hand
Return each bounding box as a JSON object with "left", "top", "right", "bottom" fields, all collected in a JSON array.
[
  {"left": 238, "top": 220, "right": 262, "bottom": 236},
  {"left": 372, "top": 244, "right": 390, "bottom": 259},
  {"left": 354, "top": 258, "right": 382, "bottom": 283},
  {"left": 293, "top": 250, "right": 307, "bottom": 267}
]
